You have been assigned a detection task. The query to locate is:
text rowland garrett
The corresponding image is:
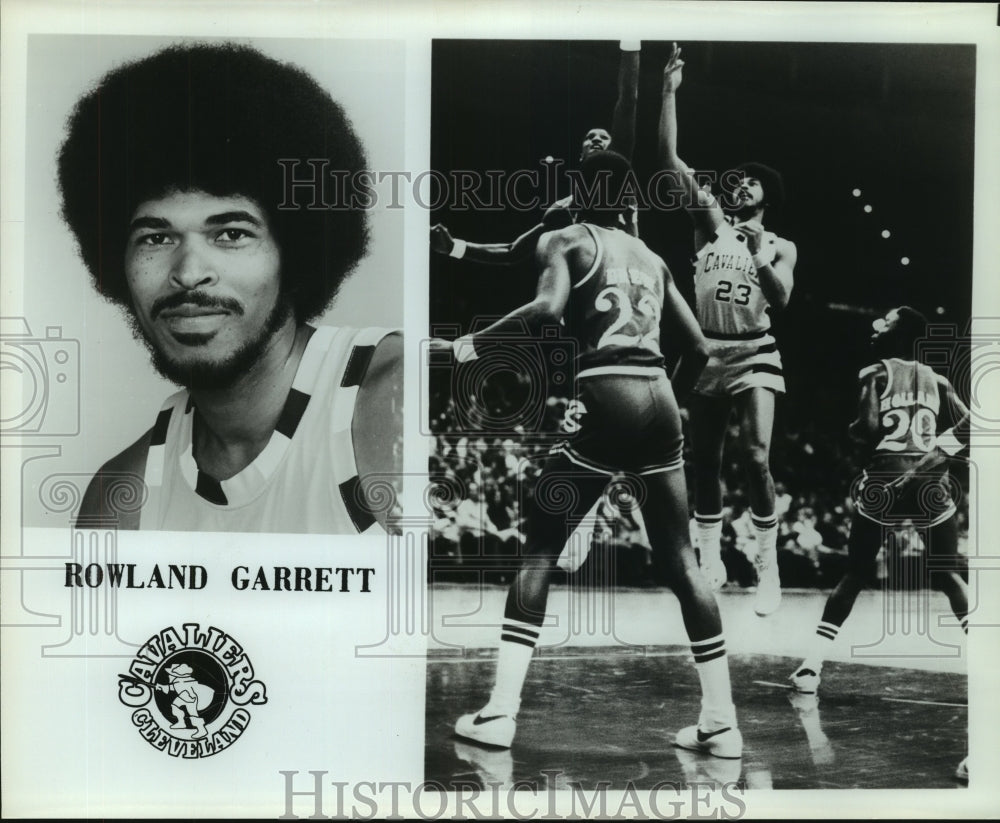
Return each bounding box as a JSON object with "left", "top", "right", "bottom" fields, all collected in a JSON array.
[{"left": 64, "top": 563, "right": 375, "bottom": 592}]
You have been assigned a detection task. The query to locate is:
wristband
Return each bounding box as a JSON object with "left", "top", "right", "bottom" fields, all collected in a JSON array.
[
  {"left": 619, "top": 40, "right": 641, "bottom": 52},
  {"left": 454, "top": 334, "right": 479, "bottom": 363},
  {"left": 449, "top": 238, "right": 467, "bottom": 259},
  {"left": 936, "top": 428, "right": 965, "bottom": 456},
  {"left": 751, "top": 251, "right": 769, "bottom": 269}
]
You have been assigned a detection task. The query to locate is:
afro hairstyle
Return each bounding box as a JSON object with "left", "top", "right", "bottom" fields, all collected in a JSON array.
[
  {"left": 573, "top": 149, "right": 635, "bottom": 217},
  {"left": 735, "top": 162, "right": 785, "bottom": 210},
  {"left": 57, "top": 42, "right": 371, "bottom": 323}
]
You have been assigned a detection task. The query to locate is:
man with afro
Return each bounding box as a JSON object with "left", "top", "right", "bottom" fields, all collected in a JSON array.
[{"left": 62, "top": 43, "right": 401, "bottom": 534}]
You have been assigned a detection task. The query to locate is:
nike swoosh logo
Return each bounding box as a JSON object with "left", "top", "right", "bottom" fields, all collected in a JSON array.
[
  {"left": 696, "top": 727, "right": 732, "bottom": 743},
  {"left": 473, "top": 714, "right": 506, "bottom": 725}
]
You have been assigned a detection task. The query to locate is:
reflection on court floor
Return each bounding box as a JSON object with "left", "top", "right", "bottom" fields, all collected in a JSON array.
[{"left": 425, "top": 649, "right": 967, "bottom": 791}]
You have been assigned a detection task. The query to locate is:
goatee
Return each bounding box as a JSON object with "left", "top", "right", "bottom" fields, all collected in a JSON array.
[{"left": 129, "top": 295, "right": 293, "bottom": 391}]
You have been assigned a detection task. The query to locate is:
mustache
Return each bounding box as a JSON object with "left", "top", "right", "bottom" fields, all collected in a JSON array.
[{"left": 151, "top": 291, "right": 244, "bottom": 319}]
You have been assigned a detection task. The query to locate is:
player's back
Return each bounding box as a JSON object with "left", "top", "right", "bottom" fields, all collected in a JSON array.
[
  {"left": 865, "top": 357, "right": 943, "bottom": 472},
  {"left": 854, "top": 357, "right": 958, "bottom": 527},
  {"left": 563, "top": 222, "right": 666, "bottom": 379}
]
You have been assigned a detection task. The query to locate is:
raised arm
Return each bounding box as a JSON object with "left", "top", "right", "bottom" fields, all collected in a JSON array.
[
  {"left": 611, "top": 42, "right": 641, "bottom": 162},
  {"left": 430, "top": 222, "right": 546, "bottom": 266},
  {"left": 657, "top": 43, "right": 725, "bottom": 241},
  {"left": 660, "top": 261, "right": 709, "bottom": 401},
  {"left": 449, "top": 228, "right": 576, "bottom": 361}
]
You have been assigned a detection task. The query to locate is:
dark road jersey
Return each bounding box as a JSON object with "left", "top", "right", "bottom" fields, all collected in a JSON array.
[
  {"left": 855, "top": 357, "right": 957, "bottom": 526},
  {"left": 865, "top": 357, "right": 942, "bottom": 462},
  {"left": 564, "top": 223, "right": 666, "bottom": 378}
]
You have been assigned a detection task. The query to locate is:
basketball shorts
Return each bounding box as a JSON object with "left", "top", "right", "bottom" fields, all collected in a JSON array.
[
  {"left": 853, "top": 465, "right": 957, "bottom": 528},
  {"left": 551, "top": 371, "right": 684, "bottom": 477},
  {"left": 847, "top": 508, "right": 959, "bottom": 575},
  {"left": 694, "top": 331, "right": 785, "bottom": 397}
]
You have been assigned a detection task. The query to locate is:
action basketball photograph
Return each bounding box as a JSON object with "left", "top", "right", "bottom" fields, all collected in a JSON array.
[{"left": 425, "top": 37, "right": 976, "bottom": 794}]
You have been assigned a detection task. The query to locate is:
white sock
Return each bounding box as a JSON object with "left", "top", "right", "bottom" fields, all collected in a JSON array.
[
  {"left": 695, "top": 512, "right": 723, "bottom": 558},
  {"left": 691, "top": 634, "right": 737, "bottom": 729},
  {"left": 487, "top": 620, "right": 539, "bottom": 717},
  {"left": 751, "top": 512, "right": 778, "bottom": 560},
  {"left": 801, "top": 621, "right": 839, "bottom": 673}
]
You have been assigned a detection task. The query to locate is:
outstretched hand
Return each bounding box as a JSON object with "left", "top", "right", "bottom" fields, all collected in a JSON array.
[
  {"left": 663, "top": 42, "right": 685, "bottom": 93},
  {"left": 430, "top": 223, "right": 455, "bottom": 255},
  {"left": 427, "top": 338, "right": 454, "bottom": 354}
]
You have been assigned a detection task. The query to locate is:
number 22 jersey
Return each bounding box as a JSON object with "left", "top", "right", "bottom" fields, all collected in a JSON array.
[{"left": 563, "top": 222, "right": 666, "bottom": 379}]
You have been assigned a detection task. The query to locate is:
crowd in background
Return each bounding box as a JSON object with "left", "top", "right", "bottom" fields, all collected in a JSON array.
[{"left": 428, "top": 375, "right": 969, "bottom": 589}]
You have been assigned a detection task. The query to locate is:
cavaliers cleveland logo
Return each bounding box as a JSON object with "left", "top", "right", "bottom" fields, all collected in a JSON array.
[{"left": 118, "top": 623, "right": 268, "bottom": 758}]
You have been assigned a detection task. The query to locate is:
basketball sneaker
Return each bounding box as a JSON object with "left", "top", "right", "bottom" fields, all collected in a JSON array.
[
  {"left": 955, "top": 757, "right": 968, "bottom": 782},
  {"left": 454, "top": 707, "right": 517, "bottom": 749},
  {"left": 789, "top": 666, "right": 820, "bottom": 694},
  {"left": 699, "top": 547, "right": 728, "bottom": 592},
  {"left": 753, "top": 548, "right": 781, "bottom": 616},
  {"left": 673, "top": 724, "right": 743, "bottom": 759}
]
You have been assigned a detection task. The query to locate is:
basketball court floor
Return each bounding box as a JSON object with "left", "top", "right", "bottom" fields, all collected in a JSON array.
[{"left": 424, "top": 586, "right": 968, "bottom": 792}]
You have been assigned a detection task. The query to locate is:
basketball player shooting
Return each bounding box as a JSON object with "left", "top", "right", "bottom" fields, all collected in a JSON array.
[
  {"left": 430, "top": 41, "right": 642, "bottom": 264},
  {"left": 658, "top": 44, "right": 798, "bottom": 616}
]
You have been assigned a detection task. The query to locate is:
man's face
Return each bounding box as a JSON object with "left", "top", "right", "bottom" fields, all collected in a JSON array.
[
  {"left": 735, "top": 175, "right": 765, "bottom": 210},
  {"left": 580, "top": 128, "right": 612, "bottom": 158},
  {"left": 124, "top": 190, "right": 289, "bottom": 389}
]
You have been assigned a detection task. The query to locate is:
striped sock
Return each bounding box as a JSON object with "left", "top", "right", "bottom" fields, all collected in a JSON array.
[
  {"left": 960, "top": 616, "right": 968, "bottom": 635},
  {"left": 802, "top": 621, "right": 840, "bottom": 673},
  {"left": 487, "top": 620, "right": 540, "bottom": 717},
  {"left": 695, "top": 512, "right": 724, "bottom": 559},
  {"left": 751, "top": 512, "right": 778, "bottom": 560},
  {"left": 691, "top": 634, "right": 736, "bottom": 730}
]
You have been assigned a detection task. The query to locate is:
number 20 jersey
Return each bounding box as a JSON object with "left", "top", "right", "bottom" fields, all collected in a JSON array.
[
  {"left": 564, "top": 222, "right": 666, "bottom": 379},
  {"left": 854, "top": 357, "right": 956, "bottom": 526}
]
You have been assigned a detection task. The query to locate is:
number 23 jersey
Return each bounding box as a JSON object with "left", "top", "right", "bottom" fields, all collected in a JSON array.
[
  {"left": 693, "top": 219, "right": 777, "bottom": 336},
  {"left": 564, "top": 222, "right": 666, "bottom": 378}
]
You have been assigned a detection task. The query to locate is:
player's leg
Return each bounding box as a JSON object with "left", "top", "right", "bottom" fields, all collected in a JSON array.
[
  {"left": 926, "top": 514, "right": 969, "bottom": 634},
  {"left": 790, "top": 511, "right": 882, "bottom": 693},
  {"left": 454, "top": 454, "right": 607, "bottom": 747},
  {"left": 639, "top": 466, "right": 741, "bottom": 758},
  {"left": 735, "top": 387, "right": 781, "bottom": 615},
  {"left": 689, "top": 392, "right": 734, "bottom": 590}
]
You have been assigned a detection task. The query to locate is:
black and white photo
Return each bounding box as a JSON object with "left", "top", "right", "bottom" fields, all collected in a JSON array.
[{"left": 425, "top": 36, "right": 979, "bottom": 794}]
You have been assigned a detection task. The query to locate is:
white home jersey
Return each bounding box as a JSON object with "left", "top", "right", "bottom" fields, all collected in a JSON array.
[
  {"left": 138, "top": 325, "right": 394, "bottom": 533},
  {"left": 693, "top": 219, "right": 778, "bottom": 337}
]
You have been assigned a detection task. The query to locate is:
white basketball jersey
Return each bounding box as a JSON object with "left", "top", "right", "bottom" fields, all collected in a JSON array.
[
  {"left": 693, "top": 220, "right": 778, "bottom": 337},
  {"left": 139, "top": 325, "right": 394, "bottom": 534}
]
